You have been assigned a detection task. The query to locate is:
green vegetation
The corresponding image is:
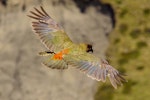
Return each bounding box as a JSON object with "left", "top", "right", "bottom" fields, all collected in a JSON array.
[
  {"left": 119, "top": 9, "right": 128, "bottom": 18},
  {"left": 95, "top": 0, "right": 150, "bottom": 100},
  {"left": 122, "top": 79, "right": 137, "bottom": 94},
  {"left": 136, "top": 65, "right": 144, "bottom": 71},
  {"left": 143, "top": 8, "right": 150, "bottom": 17},
  {"left": 119, "top": 23, "right": 128, "bottom": 34},
  {"left": 136, "top": 41, "right": 148, "bottom": 49},
  {"left": 130, "top": 29, "right": 141, "bottom": 39},
  {"left": 95, "top": 85, "right": 114, "bottom": 100}
]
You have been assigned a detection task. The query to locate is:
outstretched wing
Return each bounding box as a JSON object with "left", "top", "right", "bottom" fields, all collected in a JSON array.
[
  {"left": 65, "top": 53, "right": 126, "bottom": 89},
  {"left": 27, "top": 6, "right": 72, "bottom": 52}
]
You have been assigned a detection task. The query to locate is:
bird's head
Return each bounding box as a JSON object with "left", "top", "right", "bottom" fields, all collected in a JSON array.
[{"left": 79, "top": 43, "right": 93, "bottom": 53}]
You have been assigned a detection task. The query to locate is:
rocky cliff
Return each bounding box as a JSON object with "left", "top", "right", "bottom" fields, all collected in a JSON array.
[{"left": 0, "top": 0, "right": 113, "bottom": 100}]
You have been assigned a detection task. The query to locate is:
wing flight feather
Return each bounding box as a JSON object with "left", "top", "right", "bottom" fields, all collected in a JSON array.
[
  {"left": 28, "top": 6, "right": 72, "bottom": 51},
  {"left": 42, "top": 54, "right": 68, "bottom": 69},
  {"left": 64, "top": 54, "right": 126, "bottom": 89}
]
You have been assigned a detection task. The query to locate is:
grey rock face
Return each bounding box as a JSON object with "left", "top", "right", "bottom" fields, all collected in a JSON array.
[{"left": 0, "top": 0, "right": 113, "bottom": 100}]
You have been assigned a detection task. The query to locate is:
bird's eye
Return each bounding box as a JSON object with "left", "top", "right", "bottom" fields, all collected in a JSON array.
[{"left": 86, "top": 44, "right": 93, "bottom": 53}]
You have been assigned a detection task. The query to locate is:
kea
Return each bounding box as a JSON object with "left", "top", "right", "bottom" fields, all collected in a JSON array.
[{"left": 27, "top": 6, "right": 126, "bottom": 89}]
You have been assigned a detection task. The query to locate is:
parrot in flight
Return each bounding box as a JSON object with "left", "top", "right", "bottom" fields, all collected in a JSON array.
[{"left": 27, "top": 6, "right": 126, "bottom": 89}]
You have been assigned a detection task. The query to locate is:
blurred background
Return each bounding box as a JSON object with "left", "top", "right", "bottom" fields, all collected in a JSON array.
[{"left": 0, "top": 0, "right": 150, "bottom": 100}]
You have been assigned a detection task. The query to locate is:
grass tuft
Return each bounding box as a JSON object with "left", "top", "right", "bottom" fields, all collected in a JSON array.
[
  {"left": 130, "top": 28, "right": 141, "bottom": 39},
  {"left": 122, "top": 79, "right": 137, "bottom": 94},
  {"left": 136, "top": 41, "right": 148, "bottom": 49},
  {"left": 119, "top": 9, "right": 128, "bottom": 18},
  {"left": 143, "top": 8, "right": 150, "bottom": 16},
  {"left": 136, "top": 65, "right": 144, "bottom": 71},
  {"left": 119, "top": 23, "right": 128, "bottom": 34}
]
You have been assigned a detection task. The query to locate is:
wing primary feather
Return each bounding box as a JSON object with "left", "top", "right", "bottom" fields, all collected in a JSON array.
[
  {"left": 111, "top": 69, "right": 121, "bottom": 84},
  {"left": 87, "top": 66, "right": 96, "bottom": 78},
  {"left": 30, "top": 11, "right": 43, "bottom": 18},
  {"left": 78, "top": 62, "right": 89, "bottom": 70},
  {"left": 108, "top": 74, "right": 117, "bottom": 89},
  {"left": 32, "top": 22, "right": 48, "bottom": 27},
  {"left": 117, "top": 74, "right": 127, "bottom": 82},
  {"left": 39, "top": 21, "right": 49, "bottom": 25},
  {"left": 114, "top": 74, "right": 123, "bottom": 85},
  {"left": 34, "top": 7, "right": 46, "bottom": 16},
  {"left": 101, "top": 68, "right": 106, "bottom": 82},
  {"left": 33, "top": 27, "right": 50, "bottom": 30},
  {"left": 81, "top": 64, "right": 91, "bottom": 72},
  {"left": 78, "top": 61, "right": 91, "bottom": 72},
  {"left": 40, "top": 6, "right": 50, "bottom": 17},
  {"left": 92, "top": 67, "right": 99, "bottom": 80},
  {"left": 96, "top": 68, "right": 101, "bottom": 81},
  {"left": 32, "top": 25, "right": 49, "bottom": 29},
  {"left": 100, "top": 68, "right": 104, "bottom": 81},
  {"left": 35, "top": 30, "right": 50, "bottom": 33},
  {"left": 27, "top": 15, "right": 40, "bottom": 20}
]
